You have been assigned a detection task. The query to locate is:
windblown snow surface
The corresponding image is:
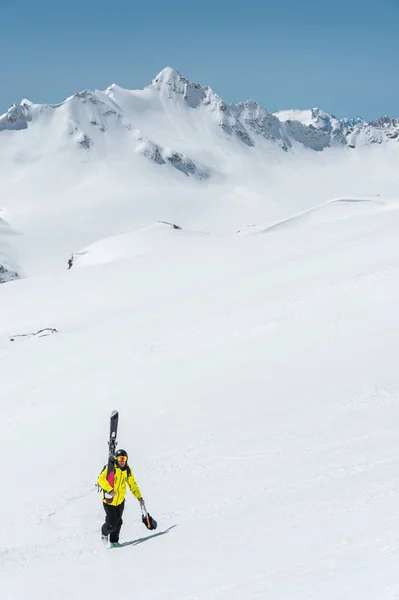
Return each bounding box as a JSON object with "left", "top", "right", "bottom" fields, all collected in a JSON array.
[{"left": 1, "top": 69, "right": 399, "bottom": 600}]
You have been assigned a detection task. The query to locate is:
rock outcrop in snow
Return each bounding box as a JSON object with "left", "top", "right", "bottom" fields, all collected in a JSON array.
[
  {"left": 0, "top": 216, "right": 20, "bottom": 283},
  {"left": 0, "top": 264, "right": 18, "bottom": 283},
  {"left": 136, "top": 137, "right": 209, "bottom": 179}
]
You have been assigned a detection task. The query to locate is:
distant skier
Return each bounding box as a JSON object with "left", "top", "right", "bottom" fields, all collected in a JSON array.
[
  {"left": 67, "top": 257, "right": 73, "bottom": 269},
  {"left": 98, "top": 449, "right": 145, "bottom": 547}
]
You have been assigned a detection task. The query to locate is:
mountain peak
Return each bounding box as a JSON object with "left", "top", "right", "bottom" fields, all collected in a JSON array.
[
  {"left": 146, "top": 66, "right": 219, "bottom": 110},
  {"left": 0, "top": 101, "right": 32, "bottom": 132},
  {"left": 147, "top": 67, "right": 187, "bottom": 90}
]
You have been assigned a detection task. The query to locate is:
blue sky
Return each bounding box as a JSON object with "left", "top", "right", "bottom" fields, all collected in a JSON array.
[{"left": 1, "top": 0, "right": 398, "bottom": 121}]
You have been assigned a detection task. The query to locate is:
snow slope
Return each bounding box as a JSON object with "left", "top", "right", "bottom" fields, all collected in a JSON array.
[{"left": 1, "top": 194, "right": 399, "bottom": 599}]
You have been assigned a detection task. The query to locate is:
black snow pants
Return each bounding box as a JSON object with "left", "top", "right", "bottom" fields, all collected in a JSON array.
[{"left": 101, "top": 500, "right": 125, "bottom": 543}]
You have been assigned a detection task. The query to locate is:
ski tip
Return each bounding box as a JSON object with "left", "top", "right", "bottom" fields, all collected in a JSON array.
[{"left": 111, "top": 410, "right": 118, "bottom": 417}]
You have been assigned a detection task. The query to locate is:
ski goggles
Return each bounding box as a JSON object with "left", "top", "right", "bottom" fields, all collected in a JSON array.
[{"left": 116, "top": 456, "right": 127, "bottom": 463}]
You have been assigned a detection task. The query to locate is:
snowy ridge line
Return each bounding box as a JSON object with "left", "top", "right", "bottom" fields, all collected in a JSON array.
[
  {"left": 241, "top": 196, "right": 391, "bottom": 235},
  {"left": 1, "top": 67, "right": 399, "bottom": 155},
  {"left": 68, "top": 221, "right": 214, "bottom": 269}
]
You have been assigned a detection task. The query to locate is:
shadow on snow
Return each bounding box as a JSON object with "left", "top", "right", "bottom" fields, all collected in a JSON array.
[{"left": 118, "top": 525, "right": 177, "bottom": 548}]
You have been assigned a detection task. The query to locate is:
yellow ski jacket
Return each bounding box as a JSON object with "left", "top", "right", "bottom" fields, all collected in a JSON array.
[{"left": 98, "top": 464, "right": 142, "bottom": 506}]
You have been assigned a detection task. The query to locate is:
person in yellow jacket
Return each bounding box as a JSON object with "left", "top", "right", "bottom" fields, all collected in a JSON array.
[{"left": 98, "top": 448, "right": 144, "bottom": 547}]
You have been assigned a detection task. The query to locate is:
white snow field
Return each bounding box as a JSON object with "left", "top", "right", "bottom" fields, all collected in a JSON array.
[
  {"left": 2, "top": 199, "right": 399, "bottom": 599},
  {"left": 1, "top": 68, "right": 399, "bottom": 599}
]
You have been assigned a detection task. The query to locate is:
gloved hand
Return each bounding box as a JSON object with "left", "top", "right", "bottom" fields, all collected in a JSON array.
[
  {"left": 138, "top": 498, "right": 145, "bottom": 506},
  {"left": 105, "top": 490, "right": 117, "bottom": 499}
]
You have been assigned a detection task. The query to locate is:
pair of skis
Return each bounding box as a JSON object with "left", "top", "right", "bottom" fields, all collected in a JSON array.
[
  {"left": 106, "top": 410, "right": 157, "bottom": 530},
  {"left": 106, "top": 409, "right": 119, "bottom": 491}
]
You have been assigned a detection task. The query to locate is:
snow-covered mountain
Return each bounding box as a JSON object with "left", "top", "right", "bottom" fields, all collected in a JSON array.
[
  {"left": 0, "top": 66, "right": 398, "bottom": 279},
  {"left": 273, "top": 106, "right": 399, "bottom": 149},
  {"left": 1, "top": 67, "right": 398, "bottom": 160}
]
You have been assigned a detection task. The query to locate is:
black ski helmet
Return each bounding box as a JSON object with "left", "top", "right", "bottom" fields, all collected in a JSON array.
[{"left": 115, "top": 449, "right": 128, "bottom": 459}]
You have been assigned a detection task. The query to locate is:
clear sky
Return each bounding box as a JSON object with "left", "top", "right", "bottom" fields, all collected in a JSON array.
[{"left": 1, "top": 0, "right": 398, "bottom": 121}]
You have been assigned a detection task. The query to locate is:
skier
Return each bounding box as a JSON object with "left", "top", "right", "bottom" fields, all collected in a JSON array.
[
  {"left": 67, "top": 257, "right": 73, "bottom": 269},
  {"left": 98, "top": 448, "right": 145, "bottom": 547}
]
